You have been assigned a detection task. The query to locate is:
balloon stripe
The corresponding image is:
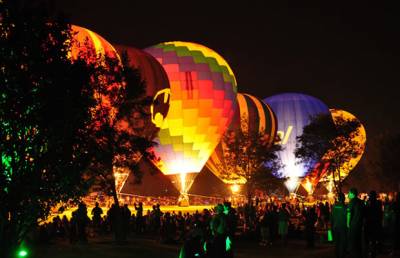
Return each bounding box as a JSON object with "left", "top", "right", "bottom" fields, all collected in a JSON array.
[
  {"left": 237, "top": 94, "right": 249, "bottom": 133},
  {"left": 244, "top": 93, "right": 266, "bottom": 134}
]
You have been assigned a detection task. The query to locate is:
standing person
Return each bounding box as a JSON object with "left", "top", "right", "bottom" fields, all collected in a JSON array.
[
  {"left": 134, "top": 202, "right": 144, "bottom": 234},
  {"left": 209, "top": 204, "right": 228, "bottom": 258},
  {"left": 91, "top": 202, "right": 103, "bottom": 231},
  {"left": 393, "top": 192, "right": 400, "bottom": 256},
  {"left": 278, "top": 203, "right": 290, "bottom": 246},
  {"left": 122, "top": 204, "right": 131, "bottom": 240},
  {"left": 331, "top": 193, "right": 347, "bottom": 258},
  {"left": 305, "top": 206, "right": 317, "bottom": 248},
  {"left": 347, "top": 188, "right": 364, "bottom": 258},
  {"left": 364, "top": 191, "right": 383, "bottom": 258},
  {"left": 76, "top": 202, "right": 89, "bottom": 243},
  {"left": 259, "top": 206, "right": 269, "bottom": 246}
]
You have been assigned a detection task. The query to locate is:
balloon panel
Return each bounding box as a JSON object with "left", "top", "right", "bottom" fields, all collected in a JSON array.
[
  {"left": 325, "top": 109, "right": 367, "bottom": 181},
  {"left": 70, "top": 25, "right": 118, "bottom": 61},
  {"left": 115, "top": 45, "right": 170, "bottom": 138},
  {"left": 145, "top": 42, "right": 237, "bottom": 176},
  {"left": 207, "top": 93, "right": 277, "bottom": 184},
  {"left": 263, "top": 93, "right": 330, "bottom": 179},
  {"left": 300, "top": 109, "right": 366, "bottom": 192}
]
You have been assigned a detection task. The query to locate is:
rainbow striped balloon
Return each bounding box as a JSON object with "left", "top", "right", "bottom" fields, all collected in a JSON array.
[
  {"left": 206, "top": 93, "right": 277, "bottom": 185},
  {"left": 144, "top": 41, "right": 237, "bottom": 193}
]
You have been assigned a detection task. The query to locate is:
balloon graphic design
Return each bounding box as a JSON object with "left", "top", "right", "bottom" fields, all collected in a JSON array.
[
  {"left": 115, "top": 45, "right": 170, "bottom": 139},
  {"left": 144, "top": 41, "right": 237, "bottom": 196},
  {"left": 263, "top": 93, "right": 330, "bottom": 192}
]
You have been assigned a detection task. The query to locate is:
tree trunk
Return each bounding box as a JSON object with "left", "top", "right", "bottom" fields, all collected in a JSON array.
[
  {"left": 111, "top": 182, "right": 119, "bottom": 207},
  {"left": 247, "top": 183, "right": 253, "bottom": 206},
  {"left": 332, "top": 169, "right": 340, "bottom": 194},
  {"left": 337, "top": 168, "right": 342, "bottom": 193}
]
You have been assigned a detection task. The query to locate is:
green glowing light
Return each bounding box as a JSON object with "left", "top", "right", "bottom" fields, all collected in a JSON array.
[
  {"left": 327, "top": 229, "right": 333, "bottom": 242},
  {"left": 225, "top": 236, "right": 232, "bottom": 251},
  {"left": 17, "top": 249, "right": 28, "bottom": 257},
  {"left": 178, "top": 247, "right": 184, "bottom": 258},
  {"left": 203, "top": 241, "right": 207, "bottom": 252}
]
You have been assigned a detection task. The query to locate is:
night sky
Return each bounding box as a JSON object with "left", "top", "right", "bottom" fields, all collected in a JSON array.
[{"left": 54, "top": 1, "right": 399, "bottom": 137}]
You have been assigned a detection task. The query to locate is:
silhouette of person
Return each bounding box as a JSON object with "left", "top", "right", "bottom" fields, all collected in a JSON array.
[
  {"left": 134, "top": 202, "right": 144, "bottom": 234},
  {"left": 91, "top": 202, "right": 103, "bottom": 230},
  {"left": 76, "top": 202, "right": 89, "bottom": 243},
  {"left": 278, "top": 203, "right": 290, "bottom": 246},
  {"left": 305, "top": 206, "right": 317, "bottom": 248},
  {"left": 209, "top": 204, "right": 228, "bottom": 258},
  {"left": 364, "top": 190, "right": 383, "bottom": 258},
  {"left": 347, "top": 188, "right": 364, "bottom": 258},
  {"left": 331, "top": 192, "right": 347, "bottom": 258}
]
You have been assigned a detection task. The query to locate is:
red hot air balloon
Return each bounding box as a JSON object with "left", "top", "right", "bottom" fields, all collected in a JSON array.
[{"left": 115, "top": 45, "right": 170, "bottom": 139}]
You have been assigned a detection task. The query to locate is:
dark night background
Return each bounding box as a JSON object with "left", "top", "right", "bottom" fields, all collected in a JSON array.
[{"left": 53, "top": 1, "right": 399, "bottom": 138}]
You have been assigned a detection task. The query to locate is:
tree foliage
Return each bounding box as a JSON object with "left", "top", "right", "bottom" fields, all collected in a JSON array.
[
  {"left": 218, "top": 117, "right": 283, "bottom": 201},
  {"left": 367, "top": 133, "right": 400, "bottom": 191},
  {"left": 0, "top": 0, "right": 99, "bottom": 256},
  {"left": 0, "top": 0, "right": 156, "bottom": 254},
  {"left": 295, "top": 113, "right": 363, "bottom": 193},
  {"left": 85, "top": 52, "right": 157, "bottom": 206}
]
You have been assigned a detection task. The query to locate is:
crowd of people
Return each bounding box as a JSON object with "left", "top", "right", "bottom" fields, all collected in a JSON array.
[{"left": 33, "top": 189, "right": 400, "bottom": 258}]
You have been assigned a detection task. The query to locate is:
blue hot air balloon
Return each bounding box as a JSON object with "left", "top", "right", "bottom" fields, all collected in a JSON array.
[{"left": 263, "top": 93, "right": 330, "bottom": 192}]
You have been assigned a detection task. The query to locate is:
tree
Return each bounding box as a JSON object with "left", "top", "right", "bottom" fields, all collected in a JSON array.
[
  {"left": 295, "top": 113, "right": 363, "bottom": 193},
  {"left": 85, "top": 52, "right": 157, "bottom": 208},
  {"left": 0, "top": 1, "right": 99, "bottom": 256},
  {"left": 368, "top": 132, "right": 400, "bottom": 191},
  {"left": 218, "top": 118, "right": 282, "bottom": 203},
  {"left": 0, "top": 0, "right": 156, "bottom": 253}
]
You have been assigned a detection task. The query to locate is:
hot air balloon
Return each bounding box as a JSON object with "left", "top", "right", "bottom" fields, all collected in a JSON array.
[
  {"left": 144, "top": 41, "right": 237, "bottom": 203},
  {"left": 206, "top": 93, "right": 277, "bottom": 185},
  {"left": 114, "top": 45, "right": 170, "bottom": 139},
  {"left": 263, "top": 93, "right": 330, "bottom": 192},
  {"left": 70, "top": 25, "right": 121, "bottom": 123},
  {"left": 301, "top": 109, "right": 367, "bottom": 194},
  {"left": 70, "top": 25, "right": 130, "bottom": 193},
  {"left": 70, "top": 25, "right": 119, "bottom": 61}
]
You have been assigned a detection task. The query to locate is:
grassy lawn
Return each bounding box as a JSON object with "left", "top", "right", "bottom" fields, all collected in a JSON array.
[{"left": 31, "top": 236, "right": 336, "bottom": 258}]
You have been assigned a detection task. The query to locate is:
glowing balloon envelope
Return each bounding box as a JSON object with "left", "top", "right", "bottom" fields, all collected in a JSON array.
[
  {"left": 70, "top": 25, "right": 119, "bottom": 61},
  {"left": 115, "top": 45, "right": 170, "bottom": 138},
  {"left": 144, "top": 41, "right": 237, "bottom": 195},
  {"left": 301, "top": 109, "right": 367, "bottom": 193},
  {"left": 263, "top": 93, "right": 330, "bottom": 192},
  {"left": 70, "top": 25, "right": 128, "bottom": 192},
  {"left": 206, "top": 93, "right": 277, "bottom": 185}
]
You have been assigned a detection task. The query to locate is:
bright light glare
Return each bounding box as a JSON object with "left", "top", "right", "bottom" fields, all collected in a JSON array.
[
  {"left": 18, "top": 249, "right": 28, "bottom": 257},
  {"left": 285, "top": 177, "right": 299, "bottom": 193},
  {"left": 180, "top": 172, "right": 187, "bottom": 194},
  {"left": 304, "top": 179, "right": 313, "bottom": 194},
  {"left": 230, "top": 184, "right": 240, "bottom": 193}
]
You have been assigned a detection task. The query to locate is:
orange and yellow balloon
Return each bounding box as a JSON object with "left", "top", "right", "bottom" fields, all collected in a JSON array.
[
  {"left": 301, "top": 109, "right": 366, "bottom": 194},
  {"left": 144, "top": 41, "right": 237, "bottom": 194},
  {"left": 70, "top": 25, "right": 119, "bottom": 62}
]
